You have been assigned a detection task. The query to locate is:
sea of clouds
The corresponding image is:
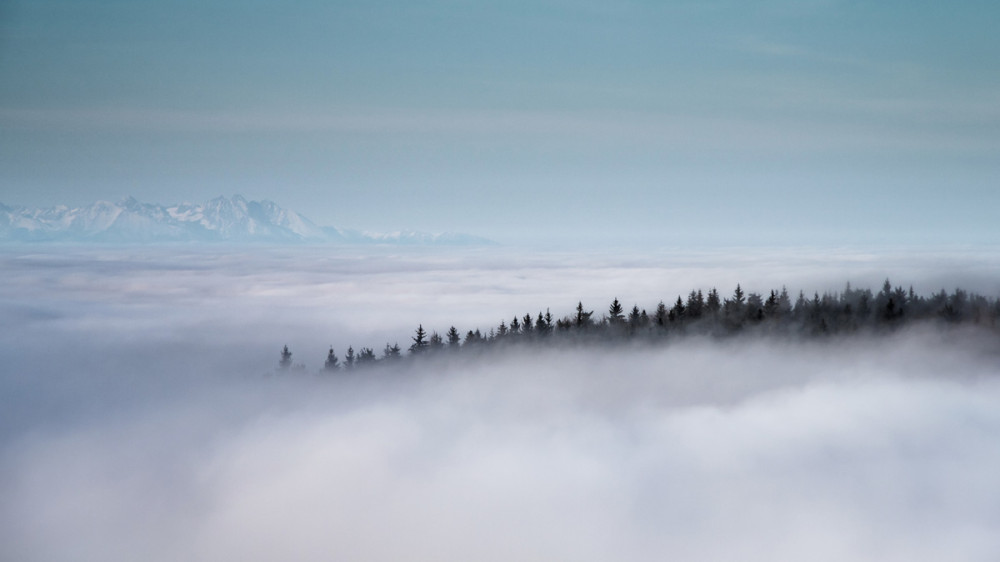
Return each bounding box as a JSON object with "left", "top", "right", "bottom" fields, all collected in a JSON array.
[{"left": 2, "top": 244, "right": 999, "bottom": 561}]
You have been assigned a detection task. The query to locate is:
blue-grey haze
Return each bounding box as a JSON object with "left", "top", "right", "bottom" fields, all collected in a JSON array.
[{"left": 2, "top": 1, "right": 998, "bottom": 244}]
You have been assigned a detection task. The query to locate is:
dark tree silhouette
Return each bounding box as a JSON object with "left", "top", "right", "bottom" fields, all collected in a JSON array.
[
  {"left": 609, "top": 298, "right": 624, "bottom": 324},
  {"left": 357, "top": 347, "right": 376, "bottom": 365},
  {"left": 446, "top": 326, "right": 461, "bottom": 347},
  {"left": 290, "top": 278, "right": 1000, "bottom": 375},
  {"left": 686, "top": 290, "right": 704, "bottom": 319},
  {"left": 535, "top": 312, "right": 547, "bottom": 333},
  {"left": 764, "top": 290, "right": 780, "bottom": 318},
  {"left": 324, "top": 347, "right": 340, "bottom": 371},
  {"left": 383, "top": 342, "right": 401, "bottom": 360},
  {"left": 706, "top": 288, "right": 721, "bottom": 315},
  {"left": 777, "top": 287, "right": 792, "bottom": 319},
  {"left": 670, "top": 296, "right": 686, "bottom": 322},
  {"left": 410, "top": 324, "right": 428, "bottom": 354},
  {"left": 654, "top": 301, "right": 668, "bottom": 327},
  {"left": 464, "top": 329, "right": 484, "bottom": 346},
  {"left": 747, "top": 292, "right": 764, "bottom": 322},
  {"left": 344, "top": 346, "right": 356, "bottom": 370},
  {"left": 429, "top": 331, "right": 444, "bottom": 350},
  {"left": 628, "top": 305, "right": 642, "bottom": 334},
  {"left": 575, "top": 301, "right": 593, "bottom": 329}
]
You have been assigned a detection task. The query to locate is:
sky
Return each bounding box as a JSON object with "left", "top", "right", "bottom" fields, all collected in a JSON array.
[{"left": 1, "top": 0, "right": 999, "bottom": 244}]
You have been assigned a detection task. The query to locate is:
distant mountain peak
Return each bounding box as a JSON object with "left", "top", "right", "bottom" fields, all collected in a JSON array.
[{"left": 0, "top": 195, "right": 495, "bottom": 246}]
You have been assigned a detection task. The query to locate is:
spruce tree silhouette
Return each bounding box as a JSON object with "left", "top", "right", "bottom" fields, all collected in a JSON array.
[
  {"left": 575, "top": 301, "right": 593, "bottom": 328},
  {"left": 279, "top": 345, "right": 292, "bottom": 370},
  {"left": 410, "top": 325, "right": 428, "bottom": 354},
  {"left": 324, "top": 347, "right": 339, "bottom": 371},
  {"left": 446, "top": 326, "right": 461, "bottom": 347},
  {"left": 609, "top": 298, "right": 624, "bottom": 324},
  {"left": 344, "top": 346, "right": 355, "bottom": 370}
]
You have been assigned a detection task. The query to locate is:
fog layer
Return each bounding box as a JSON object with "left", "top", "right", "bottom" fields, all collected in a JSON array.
[{"left": 2, "top": 246, "right": 999, "bottom": 561}]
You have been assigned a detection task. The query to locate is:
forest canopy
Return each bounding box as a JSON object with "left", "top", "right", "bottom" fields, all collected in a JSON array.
[{"left": 281, "top": 280, "right": 1000, "bottom": 372}]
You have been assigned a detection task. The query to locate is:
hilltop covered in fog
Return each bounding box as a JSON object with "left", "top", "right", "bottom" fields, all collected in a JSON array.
[
  {"left": 295, "top": 279, "right": 1000, "bottom": 374},
  {"left": 0, "top": 195, "right": 494, "bottom": 245},
  {"left": 3, "top": 245, "right": 1000, "bottom": 561},
  {"left": 4, "top": 244, "right": 1000, "bottom": 562}
]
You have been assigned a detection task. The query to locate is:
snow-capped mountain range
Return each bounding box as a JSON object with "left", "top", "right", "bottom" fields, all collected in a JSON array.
[{"left": 0, "top": 195, "right": 494, "bottom": 245}]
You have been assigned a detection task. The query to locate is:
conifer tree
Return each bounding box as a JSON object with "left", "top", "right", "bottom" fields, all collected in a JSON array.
[
  {"left": 723, "top": 285, "right": 746, "bottom": 326},
  {"left": 383, "top": 342, "right": 401, "bottom": 360},
  {"left": 429, "top": 331, "right": 444, "bottom": 350},
  {"left": 733, "top": 284, "right": 745, "bottom": 305},
  {"left": 357, "top": 347, "right": 376, "bottom": 365},
  {"left": 279, "top": 345, "right": 292, "bottom": 370},
  {"left": 686, "top": 290, "right": 704, "bottom": 319},
  {"left": 628, "top": 305, "right": 642, "bottom": 334},
  {"left": 747, "top": 292, "right": 764, "bottom": 321},
  {"left": 706, "top": 288, "right": 721, "bottom": 315},
  {"left": 344, "top": 346, "right": 356, "bottom": 370},
  {"left": 535, "top": 311, "right": 548, "bottom": 334},
  {"left": 609, "top": 298, "right": 625, "bottom": 324},
  {"left": 654, "top": 301, "right": 668, "bottom": 327},
  {"left": 464, "top": 329, "right": 484, "bottom": 346},
  {"left": 778, "top": 286, "right": 793, "bottom": 317},
  {"left": 671, "top": 296, "right": 686, "bottom": 321},
  {"left": 793, "top": 290, "right": 808, "bottom": 320},
  {"left": 446, "top": 326, "right": 461, "bottom": 347},
  {"left": 410, "top": 324, "right": 428, "bottom": 354},
  {"left": 764, "top": 290, "right": 780, "bottom": 318},
  {"left": 575, "top": 301, "right": 593, "bottom": 328},
  {"left": 324, "top": 347, "right": 340, "bottom": 371}
]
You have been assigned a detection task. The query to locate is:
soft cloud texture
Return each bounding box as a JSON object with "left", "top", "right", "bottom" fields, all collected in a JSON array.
[
  {"left": 4, "top": 335, "right": 1000, "bottom": 561},
  {"left": 2, "top": 246, "right": 999, "bottom": 561}
]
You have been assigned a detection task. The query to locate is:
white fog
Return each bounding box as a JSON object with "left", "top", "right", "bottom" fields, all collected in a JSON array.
[{"left": 2, "top": 245, "right": 1000, "bottom": 561}]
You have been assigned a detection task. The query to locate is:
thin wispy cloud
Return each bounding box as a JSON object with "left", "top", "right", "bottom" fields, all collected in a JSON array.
[{"left": 5, "top": 104, "right": 997, "bottom": 157}]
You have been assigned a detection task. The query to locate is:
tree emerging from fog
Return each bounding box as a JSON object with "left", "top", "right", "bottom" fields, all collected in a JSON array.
[{"left": 280, "top": 279, "right": 1000, "bottom": 372}]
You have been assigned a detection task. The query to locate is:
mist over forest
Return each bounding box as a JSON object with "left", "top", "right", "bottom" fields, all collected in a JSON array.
[
  {"left": 5, "top": 0, "right": 1000, "bottom": 557},
  {"left": 3, "top": 245, "right": 1000, "bottom": 561}
]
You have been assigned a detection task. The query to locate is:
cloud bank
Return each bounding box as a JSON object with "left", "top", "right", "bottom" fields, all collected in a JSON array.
[
  {"left": 2, "top": 246, "right": 999, "bottom": 561},
  {"left": 4, "top": 334, "right": 1000, "bottom": 562}
]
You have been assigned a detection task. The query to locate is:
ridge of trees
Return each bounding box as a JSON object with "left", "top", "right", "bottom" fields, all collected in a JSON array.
[{"left": 282, "top": 279, "right": 1000, "bottom": 372}]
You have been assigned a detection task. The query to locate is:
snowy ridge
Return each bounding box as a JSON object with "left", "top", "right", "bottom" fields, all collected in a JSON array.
[{"left": 0, "top": 195, "right": 494, "bottom": 245}]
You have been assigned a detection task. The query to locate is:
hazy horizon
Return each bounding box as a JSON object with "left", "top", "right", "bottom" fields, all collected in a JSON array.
[
  {"left": 3, "top": 1, "right": 1000, "bottom": 559},
  {"left": 3, "top": 1, "right": 999, "bottom": 246},
  {"left": 5, "top": 192, "right": 1000, "bottom": 248}
]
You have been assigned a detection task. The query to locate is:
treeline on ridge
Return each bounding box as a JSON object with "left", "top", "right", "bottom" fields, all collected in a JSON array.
[{"left": 277, "top": 279, "right": 1000, "bottom": 372}]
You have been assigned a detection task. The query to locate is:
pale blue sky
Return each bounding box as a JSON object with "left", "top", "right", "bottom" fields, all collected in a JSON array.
[{"left": 2, "top": 0, "right": 998, "bottom": 244}]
